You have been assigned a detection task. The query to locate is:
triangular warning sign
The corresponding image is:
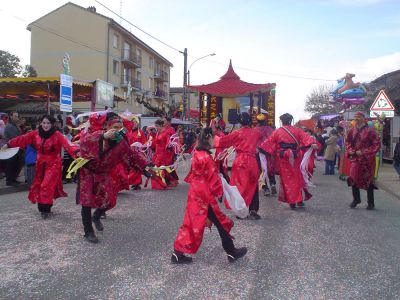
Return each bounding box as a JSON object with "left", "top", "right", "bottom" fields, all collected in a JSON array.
[{"left": 370, "top": 90, "right": 394, "bottom": 111}]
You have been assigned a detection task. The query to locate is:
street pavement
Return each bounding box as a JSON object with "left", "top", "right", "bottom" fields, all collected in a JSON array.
[{"left": 1, "top": 161, "right": 400, "bottom": 299}]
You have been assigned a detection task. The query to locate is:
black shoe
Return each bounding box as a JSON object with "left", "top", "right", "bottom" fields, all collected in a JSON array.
[
  {"left": 171, "top": 251, "right": 193, "bottom": 264},
  {"left": 248, "top": 210, "right": 261, "bottom": 220},
  {"left": 366, "top": 204, "right": 375, "bottom": 210},
  {"left": 92, "top": 216, "right": 104, "bottom": 231},
  {"left": 270, "top": 185, "right": 277, "bottom": 195},
  {"left": 227, "top": 247, "right": 247, "bottom": 263},
  {"left": 100, "top": 211, "right": 107, "bottom": 219},
  {"left": 264, "top": 188, "right": 271, "bottom": 196},
  {"left": 41, "top": 212, "right": 50, "bottom": 219},
  {"left": 132, "top": 185, "right": 141, "bottom": 190},
  {"left": 84, "top": 232, "right": 99, "bottom": 243},
  {"left": 290, "top": 204, "right": 296, "bottom": 209},
  {"left": 349, "top": 200, "right": 361, "bottom": 208},
  {"left": 297, "top": 201, "right": 305, "bottom": 208}
]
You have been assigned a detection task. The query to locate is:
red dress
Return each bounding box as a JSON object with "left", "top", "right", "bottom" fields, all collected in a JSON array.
[
  {"left": 127, "top": 129, "right": 147, "bottom": 186},
  {"left": 260, "top": 126, "right": 314, "bottom": 204},
  {"left": 151, "top": 130, "right": 170, "bottom": 190},
  {"left": 216, "top": 127, "right": 262, "bottom": 207},
  {"left": 346, "top": 125, "right": 380, "bottom": 190},
  {"left": 8, "top": 130, "right": 78, "bottom": 205},
  {"left": 163, "top": 125, "right": 179, "bottom": 186},
  {"left": 78, "top": 131, "right": 147, "bottom": 209},
  {"left": 173, "top": 150, "right": 233, "bottom": 254}
]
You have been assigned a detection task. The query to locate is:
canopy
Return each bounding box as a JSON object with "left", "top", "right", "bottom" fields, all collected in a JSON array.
[{"left": 187, "top": 60, "right": 275, "bottom": 97}]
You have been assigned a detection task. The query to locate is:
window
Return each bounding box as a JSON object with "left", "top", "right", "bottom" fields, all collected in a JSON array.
[
  {"left": 113, "top": 34, "right": 119, "bottom": 48},
  {"left": 136, "top": 71, "right": 141, "bottom": 80},
  {"left": 149, "top": 57, "right": 154, "bottom": 69},
  {"left": 148, "top": 78, "right": 152, "bottom": 89},
  {"left": 123, "top": 42, "right": 130, "bottom": 59},
  {"left": 136, "top": 48, "right": 142, "bottom": 61},
  {"left": 123, "top": 67, "right": 129, "bottom": 84},
  {"left": 112, "top": 60, "right": 118, "bottom": 75}
]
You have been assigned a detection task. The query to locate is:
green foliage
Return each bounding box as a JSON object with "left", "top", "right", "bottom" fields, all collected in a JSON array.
[{"left": 0, "top": 50, "right": 37, "bottom": 78}]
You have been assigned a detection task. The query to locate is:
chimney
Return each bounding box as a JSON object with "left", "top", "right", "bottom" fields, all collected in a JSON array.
[{"left": 87, "top": 6, "right": 96, "bottom": 13}]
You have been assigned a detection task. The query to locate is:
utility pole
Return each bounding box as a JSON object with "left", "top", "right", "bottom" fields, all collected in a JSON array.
[{"left": 182, "top": 48, "right": 188, "bottom": 120}]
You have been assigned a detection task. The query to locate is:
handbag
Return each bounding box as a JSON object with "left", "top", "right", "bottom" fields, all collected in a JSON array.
[{"left": 220, "top": 175, "right": 249, "bottom": 219}]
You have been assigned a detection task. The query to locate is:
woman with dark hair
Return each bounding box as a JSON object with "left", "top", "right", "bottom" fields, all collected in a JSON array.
[
  {"left": 215, "top": 112, "right": 263, "bottom": 220},
  {"left": 172, "top": 128, "right": 247, "bottom": 264},
  {"left": 3, "top": 115, "right": 79, "bottom": 218}
]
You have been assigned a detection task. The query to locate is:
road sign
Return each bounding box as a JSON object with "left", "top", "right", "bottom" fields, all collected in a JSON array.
[
  {"left": 370, "top": 90, "right": 394, "bottom": 118},
  {"left": 370, "top": 90, "right": 394, "bottom": 111},
  {"left": 60, "top": 74, "right": 73, "bottom": 112},
  {"left": 369, "top": 110, "right": 394, "bottom": 118}
]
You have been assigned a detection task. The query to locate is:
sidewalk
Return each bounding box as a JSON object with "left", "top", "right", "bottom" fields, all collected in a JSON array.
[
  {"left": 376, "top": 162, "right": 400, "bottom": 199},
  {"left": 0, "top": 173, "right": 29, "bottom": 196}
]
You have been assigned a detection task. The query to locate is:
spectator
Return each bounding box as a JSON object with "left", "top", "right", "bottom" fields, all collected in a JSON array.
[
  {"left": 25, "top": 145, "right": 37, "bottom": 186},
  {"left": 393, "top": 135, "right": 400, "bottom": 180},
  {"left": 324, "top": 129, "right": 339, "bottom": 175},
  {"left": 62, "top": 126, "right": 74, "bottom": 183},
  {"left": 4, "top": 111, "right": 24, "bottom": 186}
]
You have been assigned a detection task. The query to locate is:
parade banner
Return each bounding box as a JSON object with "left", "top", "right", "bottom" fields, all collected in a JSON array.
[{"left": 267, "top": 89, "right": 276, "bottom": 127}]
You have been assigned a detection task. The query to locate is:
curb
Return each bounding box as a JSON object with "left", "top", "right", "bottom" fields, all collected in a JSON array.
[{"left": 376, "top": 181, "right": 400, "bottom": 200}]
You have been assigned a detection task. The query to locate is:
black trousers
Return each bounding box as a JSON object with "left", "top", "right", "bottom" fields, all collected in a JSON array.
[
  {"left": 268, "top": 175, "right": 276, "bottom": 186},
  {"left": 352, "top": 185, "right": 374, "bottom": 205},
  {"left": 249, "top": 185, "right": 260, "bottom": 212},
  {"left": 207, "top": 206, "right": 235, "bottom": 254},
  {"left": 81, "top": 206, "right": 107, "bottom": 236},
  {"left": 37, "top": 203, "right": 52, "bottom": 213}
]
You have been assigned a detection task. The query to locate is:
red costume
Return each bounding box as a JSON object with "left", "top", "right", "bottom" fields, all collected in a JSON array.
[
  {"left": 151, "top": 129, "right": 171, "bottom": 190},
  {"left": 78, "top": 131, "right": 147, "bottom": 209},
  {"left": 128, "top": 128, "right": 147, "bottom": 187},
  {"left": 8, "top": 130, "right": 78, "bottom": 205},
  {"left": 260, "top": 126, "right": 314, "bottom": 204},
  {"left": 346, "top": 125, "right": 380, "bottom": 190},
  {"left": 173, "top": 150, "right": 233, "bottom": 254},
  {"left": 164, "top": 124, "right": 179, "bottom": 187},
  {"left": 216, "top": 127, "right": 262, "bottom": 207}
]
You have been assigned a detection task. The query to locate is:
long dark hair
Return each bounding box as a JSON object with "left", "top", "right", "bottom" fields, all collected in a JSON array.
[
  {"left": 38, "top": 115, "right": 56, "bottom": 138},
  {"left": 196, "top": 127, "right": 214, "bottom": 152}
]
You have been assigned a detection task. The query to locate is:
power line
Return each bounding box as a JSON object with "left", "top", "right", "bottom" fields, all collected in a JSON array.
[
  {"left": 0, "top": 9, "right": 337, "bottom": 82},
  {"left": 93, "top": 0, "right": 182, "bottom": 53}
]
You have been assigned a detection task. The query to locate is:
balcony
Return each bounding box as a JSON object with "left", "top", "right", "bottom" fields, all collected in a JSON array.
[
  {"left": 154, "top": 70, "right": 168, "bottom": 82},
  {"left": 121, "top": 49, "right": 142, "bottom": 68},
  {"left": 121, "top": 75, "right": 141, "bottom": 90},
  {"left": 153, "top": 88, "right": 167, "bottom": 100}
]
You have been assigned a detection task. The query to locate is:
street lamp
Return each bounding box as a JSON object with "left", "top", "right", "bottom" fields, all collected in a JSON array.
[
  {"left": 186, "top": 53, "right": 216, "bottom": 119},
  {"left": 187, "top": 53, "right": 216, "bottom": 85}
]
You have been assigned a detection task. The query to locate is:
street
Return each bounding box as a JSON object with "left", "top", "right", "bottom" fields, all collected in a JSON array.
[{"left": 1, "top": 162, "right": 400, "bottom": 299}]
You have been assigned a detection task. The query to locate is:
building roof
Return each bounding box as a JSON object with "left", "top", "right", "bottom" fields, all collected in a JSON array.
[
  {"left": 27, "top": 2, "right": 173, "bottom": 67},
  {"left": 187, "top": 60, "right": 275, "bottom": 97}
]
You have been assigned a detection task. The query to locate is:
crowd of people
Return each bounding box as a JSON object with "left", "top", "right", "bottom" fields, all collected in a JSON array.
[{"left": 0, "top": 109, "right": 381, "bottom": 264}]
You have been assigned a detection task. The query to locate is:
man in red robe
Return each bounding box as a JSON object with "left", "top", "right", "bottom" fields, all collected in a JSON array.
[
  {"left": 127, "top": 119, "right": 147, "bottom": 190},
  {"left": 259, "top": 113, "right": 316, "bottom": 209},
  {"left": 78, "top": 112, "right": 149, "bottom": 243},
  {"left": 163, "top": 116, "right": 179, "bottom": 187},
  {"left": 215, "top": 112, "right": 263, "bottom": 219},
  {"left": 346, "top": 112, "right": 380, "bottom": 210}
]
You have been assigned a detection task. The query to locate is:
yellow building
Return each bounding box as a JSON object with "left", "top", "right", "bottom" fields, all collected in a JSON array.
[{"left": 27, "top": 2, "right": 173, "bottom": 114}]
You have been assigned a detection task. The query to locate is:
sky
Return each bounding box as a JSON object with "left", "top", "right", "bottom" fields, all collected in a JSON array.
[{"left": 1, "top": 0, "right": 400, "bottom": 122}]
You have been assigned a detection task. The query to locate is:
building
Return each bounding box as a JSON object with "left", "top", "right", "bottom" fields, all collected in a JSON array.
[{"left": 27, "top": 2, "right": 173, "bottom": 114}]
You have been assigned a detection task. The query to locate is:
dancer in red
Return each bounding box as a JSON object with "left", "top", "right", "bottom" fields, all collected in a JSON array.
[
  {"left": 259, "top": 113, "right": 316, "bottom": 209},
  {"left": 78, "top": 112, "right": 149, "bottom": 243},
  {"left": 151, "top": 119, "right": 170, "bottom": 190},
  {"left": 215, "top": 112, "right": 262, "bottom": 219},
  {"left": 163, "top": 116, "right": 179, "bottom": 187},
  {"left": 127, "top": 119, "right": 147, "bottom": 190},
  {"left": 172, "top": 128, "right": 247, "bottom": 264},
  {"left": 3, "top": 115, "right": 78, "bottom": 218}
]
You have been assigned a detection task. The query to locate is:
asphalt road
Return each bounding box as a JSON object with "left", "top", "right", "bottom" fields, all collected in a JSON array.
[{"left": 1, "top": 162, "right": 400, "bottom": 299}]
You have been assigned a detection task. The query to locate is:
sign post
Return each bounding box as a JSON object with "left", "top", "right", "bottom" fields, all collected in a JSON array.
[{"left": 60, "top": 73, "right": 73, "bottom": 113}]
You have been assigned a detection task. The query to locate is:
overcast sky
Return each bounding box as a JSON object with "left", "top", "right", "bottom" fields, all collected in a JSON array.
[{"left": 1, "top": 0, "right": 400, "bottom": 121}]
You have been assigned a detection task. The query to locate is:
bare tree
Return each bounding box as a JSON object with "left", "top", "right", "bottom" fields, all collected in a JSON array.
[{"left": 304, "top": 84, "right": 342, "bottom": 116}]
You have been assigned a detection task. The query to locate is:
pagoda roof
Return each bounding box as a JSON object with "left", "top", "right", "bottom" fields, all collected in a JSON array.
[{"left": 187, "top": 60, "right": 276, "bottom": 97}]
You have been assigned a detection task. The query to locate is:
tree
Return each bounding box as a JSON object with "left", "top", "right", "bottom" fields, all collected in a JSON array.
[
  {"left": 304, "top": 84, "right": 342, "bottom": 117},
  {"left": 0, "top": 50, "right": 22, "bottom": 77},
  {"left": 22, "top": 64, "right": 38, "bottom": 77}
]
